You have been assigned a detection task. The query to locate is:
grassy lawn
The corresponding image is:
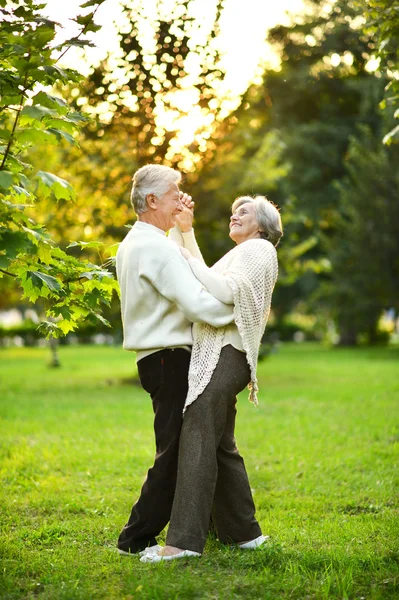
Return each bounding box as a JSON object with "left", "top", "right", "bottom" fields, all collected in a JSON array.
[{"left": 0, "top": 342, "right": 398, "bottom": 599}]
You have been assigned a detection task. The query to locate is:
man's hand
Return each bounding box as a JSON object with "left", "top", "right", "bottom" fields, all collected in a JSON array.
[{"left": 175, "top": 192, "right": 194, "bottom": 233}]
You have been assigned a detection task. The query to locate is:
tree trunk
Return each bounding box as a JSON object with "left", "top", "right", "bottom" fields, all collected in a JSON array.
[
  {"left": 338, "top": 325, "right": 357, "bottom": 346},
  {"left": 48, "top": 337, "right": 60, "bottom": 368}
]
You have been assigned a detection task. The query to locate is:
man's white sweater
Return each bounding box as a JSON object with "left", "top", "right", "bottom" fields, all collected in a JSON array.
[{"left": 116, "top": 221, "right": 234, "bottom": 360}]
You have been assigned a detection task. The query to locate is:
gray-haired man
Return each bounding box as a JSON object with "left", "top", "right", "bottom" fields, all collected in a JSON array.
[{"left": 116, "top": 164, "right": 233, "bottom": 555}]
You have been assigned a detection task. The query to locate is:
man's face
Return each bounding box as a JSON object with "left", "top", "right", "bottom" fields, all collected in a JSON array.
[{"left": 156, "top": 183, "right": 183, "bottom": 230}]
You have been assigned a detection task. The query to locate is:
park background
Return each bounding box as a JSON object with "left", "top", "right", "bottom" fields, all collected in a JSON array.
[{"left": 0, "top": 0, "right": 398, "bottom": 598}]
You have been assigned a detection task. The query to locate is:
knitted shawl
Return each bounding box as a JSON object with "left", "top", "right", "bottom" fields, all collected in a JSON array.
[{"left": 184, "top": 238, "right": 278, "bottom": 412}]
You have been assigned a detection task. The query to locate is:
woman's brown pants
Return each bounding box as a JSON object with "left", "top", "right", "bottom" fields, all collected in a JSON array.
[{"left": 166, "top": 345, "right": 262, "bottom": 554}]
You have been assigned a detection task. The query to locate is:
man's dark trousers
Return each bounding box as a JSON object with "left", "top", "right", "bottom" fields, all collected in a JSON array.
[{"left": 117, "top": 348, "right": 190, "bottom": 554}]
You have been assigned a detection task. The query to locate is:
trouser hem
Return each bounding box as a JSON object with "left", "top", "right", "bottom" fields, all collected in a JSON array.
[{"left": 166, "top": 531, "right": 206, "bottom": 554}]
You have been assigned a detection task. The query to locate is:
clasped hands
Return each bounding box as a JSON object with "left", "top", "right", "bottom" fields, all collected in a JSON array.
[
  {"left": 175, "top": 192, "right": 194, "bottom": 260},
  {"left": 175, "top": 191, "right": 194, "bottom": 233}
]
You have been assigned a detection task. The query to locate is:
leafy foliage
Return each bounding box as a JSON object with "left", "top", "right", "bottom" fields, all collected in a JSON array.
[
  {"left": 321, "top": 126, "right": 399, "bottom": 344},
  {"left": 76, "top": 0, "right": 226, "bottom": 170},
  {"left": 356, "top": 0, "right": 399, "bottom": 144},
  {"left": 188, "top": 0, "right": 397, "bottom": 343},
  {"left": 222, "top": 0, "right": 389, "bottom": 338},
  {"left": 0, "top": 0, "right": 118, "bottom": 337},
  {"left": 25, "top": 0, "right": 232, "bottom": 276}
]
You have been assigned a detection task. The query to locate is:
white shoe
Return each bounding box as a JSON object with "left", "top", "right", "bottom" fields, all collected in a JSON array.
[
  {"left": 238, "top": 534, "right": 270, "bottom": 550},
  {"left": 139, "top": 544, "right": 163, "bottom": 557},
  {"left": 140, "top": 549, "right": 201, "bottom": 563}
]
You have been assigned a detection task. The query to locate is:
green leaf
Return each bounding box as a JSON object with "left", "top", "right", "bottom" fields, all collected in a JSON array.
[
  {"left": 36, "top": 320, "right": 62, "bottom": 339},
  {"left": 47, "top": 128, "right": 78, "bottom": 146},
  {"left": 107, "top": 243, "right": 119, "bottom": 257},
  {"left": 0, "top": 129, "right": 11, "bottom": 142},
  {"left": 62, "top": 38, "right": 95, "bottom": 48},
  {"left": 34, "top": 25, "right": 56, "bottom": 48},
  {"left": 62, "top": 111, "right": 88, "bottom": 124},
  {"left": 32, "top": 17, "right": 60, "bottom": 27},
  {"left": 42, "top": 65, "right": 71, "bottom": 83},
  {"left": 16, "top": 128, "right": 52, "bottom": 145},
  {"left": 36, "top": 171, "right": 75, "bottom": 201},
  {"left": 0, "top": 171, "right": 13, "bottom": 190},
  {"left": 80, "top": 0, "right": 102, "bottom": 7},
  {"left": 75, "top": 14, "right": 94, "bottom": 26},
  {"left": 382, "top": 124, "right": 399, "bottom": 145},
  {"left": 27, "top": 270, "right": 62, "bottom": 292},
  {"left": 22, "top": 225, "right": 51, "bottom": 244},
  {"left": 1, "top": 152, "right": 30, "bottom": 171},
  {"left": 67, "top": 241, "right": 105, "bottom": 250},
  {"left": 92, "top": 312, "right": 111, "bottom": 327},
  {"left": 0, "top": 254, "right": 10, "bottom": 269},
  {"left": 1, "top": 199, "right": 32, "bottom": 210},
  {"left": 12, "top": 185, "right": 32, "bottom": 198},
  {"left": 85, "top": 23, "right": 102, "bottom": 33},
  {"left": 57, "top": 318, "right": 78, "bottom": 335},
  {"left": 50, "top": 305, "right": 72, "bottom": 321},
  {"left": 45, "top": 118, "right": 79, "bottom": 133},
  {"left": 37, "top": 242, "right": 54, "bottom": 264},
  {"left": 21, "top": 104, "right": 57, "bottom": 121},
  {"left": 0, "top": 229, "right": 33, "bottom": 259},
  {"left": 33, "top": 91, "right": 68, "bottom": 113},
  {"left": 80, "top": 270, "right": 113, "bottom": 280},
  {"left": 0, "top": 94, "right": 22, "bottom": 108}
]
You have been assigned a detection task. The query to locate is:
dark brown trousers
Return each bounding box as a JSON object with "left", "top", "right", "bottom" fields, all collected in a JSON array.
[
  {"left": 117, "top": 348, "right": 190, "bottom": 554},
  {"left": 166, "top": 345, "right": 262, "bottom": 554}
]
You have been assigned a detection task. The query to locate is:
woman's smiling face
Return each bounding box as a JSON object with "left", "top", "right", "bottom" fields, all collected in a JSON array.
[{"left": 229, "top": 202, "right": 261, "bottom": 244}]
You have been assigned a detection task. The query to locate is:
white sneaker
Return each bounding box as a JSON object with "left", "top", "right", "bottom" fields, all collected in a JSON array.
[
  {"left": 139, "top": 544, "right": 163, "bottom": 557},
  {"left": 140, "top": 549, "right": 201, "bottom": 563},
  {"left": 238, "top": 534, "right": 270, "bottom": 550}
]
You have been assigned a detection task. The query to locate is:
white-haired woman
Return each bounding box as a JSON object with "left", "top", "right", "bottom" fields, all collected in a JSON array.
[{"left": 141, "top": 195, "right": 283, "bottom": 562}]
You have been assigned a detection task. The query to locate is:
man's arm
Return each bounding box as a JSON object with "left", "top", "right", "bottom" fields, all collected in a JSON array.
[{"left": 152, "top": 253, "right": 234, "bottom": 327}]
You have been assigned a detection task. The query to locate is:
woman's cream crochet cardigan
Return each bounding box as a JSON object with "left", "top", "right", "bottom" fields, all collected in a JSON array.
[{"left": 184, "top": 238, "right": 278, "bottom": 411}]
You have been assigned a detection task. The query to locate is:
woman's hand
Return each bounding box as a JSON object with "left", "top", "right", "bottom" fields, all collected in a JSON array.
[
  {"left": 180, "top": 246, "right": 192, "bottom": 260},
  {"left": 175, "top": 192, "right": 194, "bottom": 232}
]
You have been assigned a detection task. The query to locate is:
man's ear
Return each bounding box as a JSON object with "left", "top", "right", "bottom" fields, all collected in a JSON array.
[{"left": 146, "top": 193, "right": 157, "bottom": 210}]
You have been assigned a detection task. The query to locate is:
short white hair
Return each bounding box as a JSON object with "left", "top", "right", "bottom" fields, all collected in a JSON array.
[
  {"left": 232, "top": 195, "right": 283, "bottom": 246},
  {"left": 130, "top": 164, "right": 181, "bottom": 215}
]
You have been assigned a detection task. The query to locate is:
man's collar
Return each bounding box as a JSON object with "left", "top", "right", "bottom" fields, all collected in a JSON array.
[{"left": 133, "top": 221, "right": 167, "bottom": 236}]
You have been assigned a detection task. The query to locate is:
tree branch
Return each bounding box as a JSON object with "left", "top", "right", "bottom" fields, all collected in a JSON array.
[
  {"left": 55, "top": 4, "right": 102, "bottom": 64},
  {"left": 0, "top": 62, "right": 30, "bottom": 171},
  {"left": 0, "top": 268, "right": 16, "bottom": 277}
]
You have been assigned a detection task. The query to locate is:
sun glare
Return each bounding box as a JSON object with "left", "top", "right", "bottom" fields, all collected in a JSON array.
[{"left": 42, "top": 0, "right": 304, "bottom": 165}]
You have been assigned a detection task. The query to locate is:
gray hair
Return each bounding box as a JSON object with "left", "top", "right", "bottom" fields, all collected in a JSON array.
[
  {"left": 130, "top": 164, "right": 181, "bottom": 215},
  {"left": 232, "top": 195, "right": 283, "bottom": 247}
]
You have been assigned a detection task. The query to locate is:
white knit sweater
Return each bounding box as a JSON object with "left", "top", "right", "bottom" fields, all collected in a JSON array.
[
  {"left": 184, "top": 238, "right": 278, "bottom": 410},
  {"left": 116, "top": 221, "right": 234, "bottom": 360}
]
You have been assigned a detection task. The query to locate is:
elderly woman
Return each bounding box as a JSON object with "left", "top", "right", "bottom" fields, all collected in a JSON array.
[{"left": 142, "top": 195, "right": 282, "bottom": 562}]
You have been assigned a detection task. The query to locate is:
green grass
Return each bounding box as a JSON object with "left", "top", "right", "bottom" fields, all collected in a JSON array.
[{"left": 0, "top": 343, "right": 398, "bottom": 599}]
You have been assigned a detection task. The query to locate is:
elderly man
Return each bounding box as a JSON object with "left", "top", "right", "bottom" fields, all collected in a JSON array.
[{"left": 116, "top": 164, "right": 233, "bottom": 556}]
